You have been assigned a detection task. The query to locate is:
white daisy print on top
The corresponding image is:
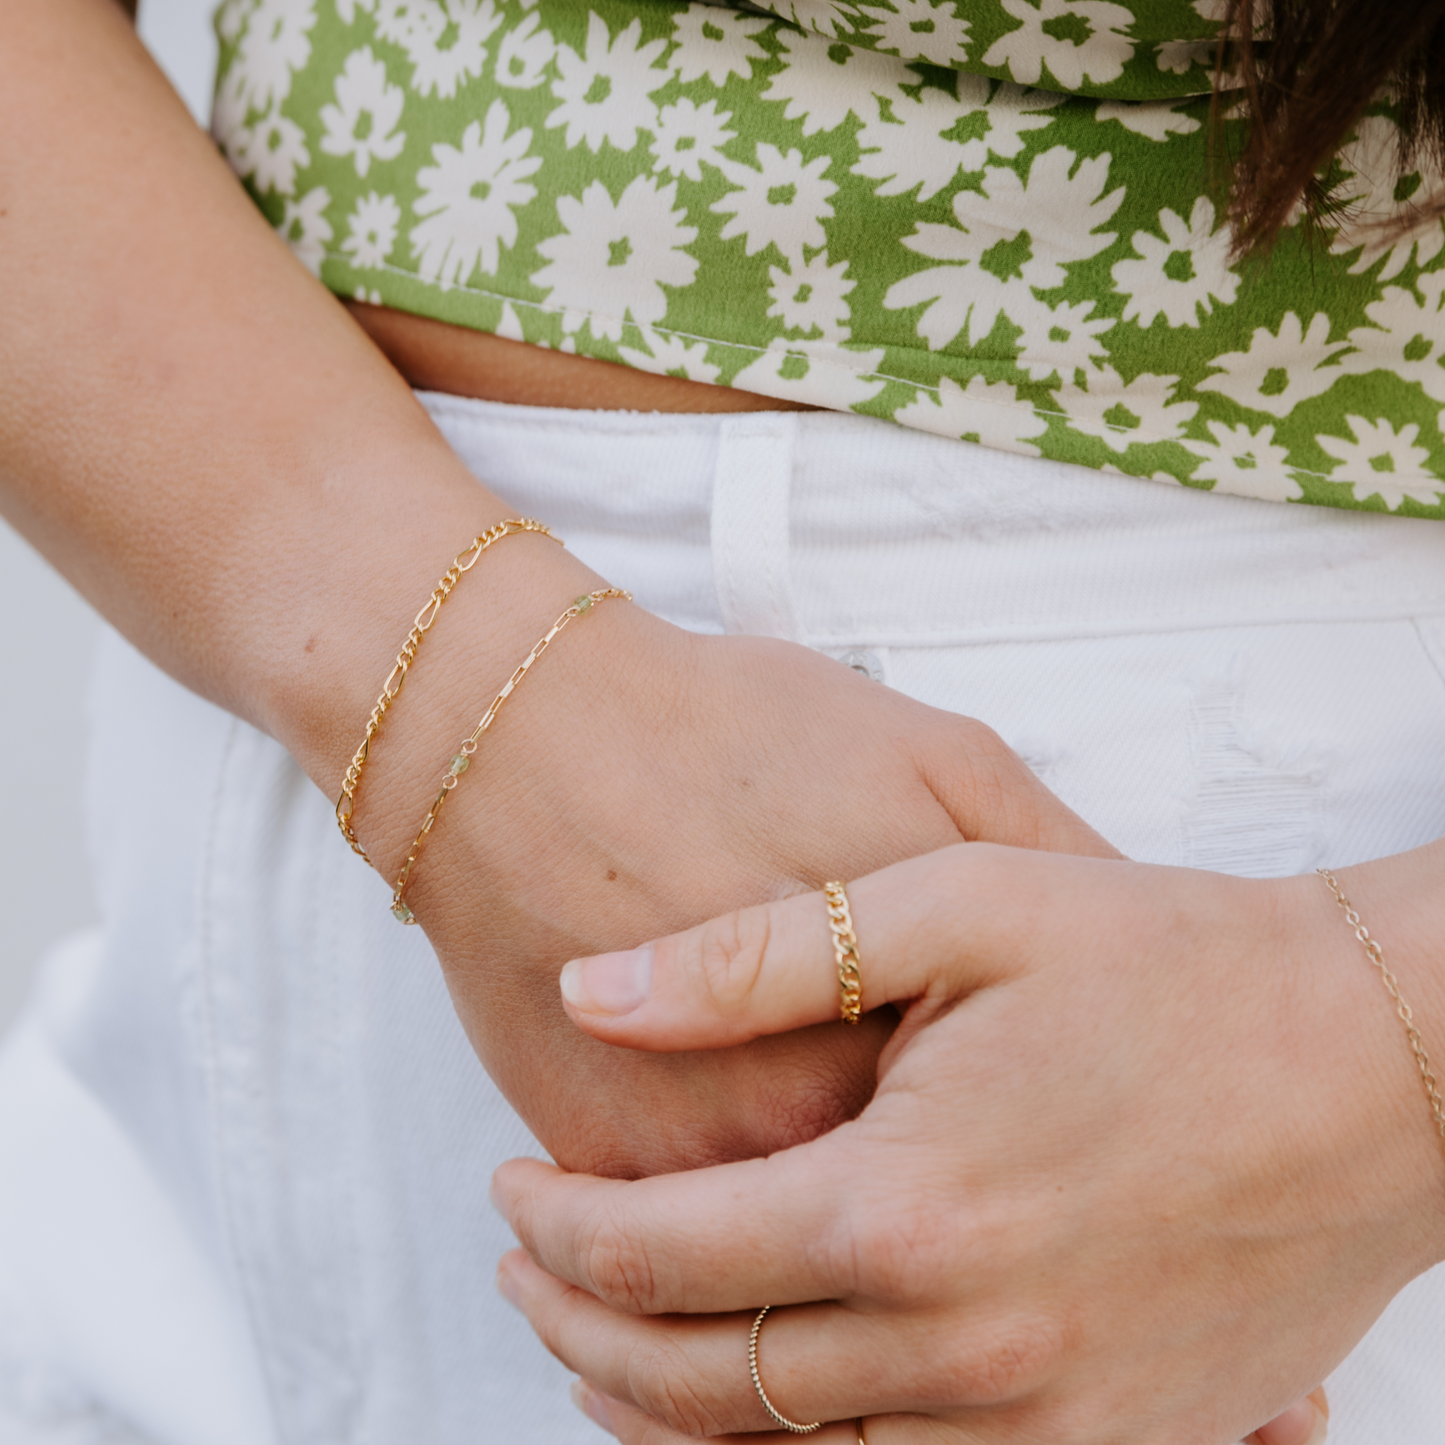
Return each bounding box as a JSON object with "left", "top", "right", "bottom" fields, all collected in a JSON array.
[
  {"left": 531, "top": 175, "right": 699, "bottom": 342},
  {"left": 1055, "top": 365, "right": 1198, "bottom": 450},
  {"left": 767, "top": 252, "right": 855, "bottom": 340},
  {"left": 1155, "top": 39, "right": 1213, "bottom": 74},
  {"left": 617, "top": 328, "right": 722, "bottom": 383},
  {"left": 1183, "top": 420, "right": 1302, "bottom": 501},
  {"left": 211, "top": 67, "right": 253, "bottom": 172},
  {"left": 1014, "top": 298, "right": 1114, "bottom": 381},
  {"left": 886, "top": 146, "right": 1123, "bottom": 350},
  {"left": 320, "top": 47, "right": 406, "bottom": 178},
  {"left": 983, "top": 0, "right": 1136, "bottom": 90},
  {"left": 650, "top": 98, "right": 735, "bottom": 183},
  {"left": 342, "top": 190, "right": 402, "bottom": 268},
  {"left": 277, "top": 185, "right": 334, "bottom": 274},
  {"left": 713, "top": 143, "right": 838, "bottom": 267},
  {"left": 1094, "top": 99, "right": 1200, "bottom": 141},
  {"left": 759, "top": 37, "right": 905, "bottom": 139},
  {"left": 400, "top": 0, "right": 504, "bottom": 99},
  {"left": 1112, "top": 196, "right": 1239, "bottom": 329},
  {"left": 495, "top": 12, "right": 556, "bottom": 88},
  {"left": 548, "top": 13, "right": 670, "bottom": 153},
  {"left": 1317, "top": 416, "right": 1441, "bottom": 509},
  {"left": 411, "top": 99, "right": 542, "bottom": 284},
  {"left": 730, "top": 338, "right": 888, "bottom": 408},
  {"left": 669, "top": 4, "right": 771, "bottom": 87},
  {"left": 1331, "top": 115, "right": 1445, "bottom": 281},
  {"left": 216, "top": 0, "right": 252, "bottom": 44},
  {"left": 855, "top": 0, "right": 971, "bottom": 68},
  {"left": 373, "top": 0, "right": 431, "bottom": 44},
  {"left": 238, "top": 106, "right": 311, "bottom": 195},
  {"left": 236, "top": 0, "right": 317, "bottom": 110},
  {"left": 764, "top": 0, "right": 868, "bottom": 39},
  {"left": 1197, "top": 312, "right": 1346, "bottom": 416},
  {"left": 854, "top": 73, "right": 1060, "bottom": 202},
  {"left": 892, "top": 374, "right": 1049, "bottom": 454},
  {"left": 1343, "top": 278, "right": 1445, "bottom": 405}
]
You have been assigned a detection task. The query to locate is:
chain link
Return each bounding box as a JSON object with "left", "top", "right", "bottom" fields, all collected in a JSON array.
[
  {"left": 334, "top": 518, "right": 560, "bottom": 862},
  {"left": 390, "top": 588, "right": 631, "bottom": 924},
  {"left": 1317, "top": 869, "right": 1445, "bottom": 1160},
  {"left": 823, "top": 881, "right": 863, "bottom": 1025}
]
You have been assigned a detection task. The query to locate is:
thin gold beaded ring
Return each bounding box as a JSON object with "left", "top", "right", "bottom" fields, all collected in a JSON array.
[{"left": 747, "top": 1306, "right": 822, "bottom": 1434}]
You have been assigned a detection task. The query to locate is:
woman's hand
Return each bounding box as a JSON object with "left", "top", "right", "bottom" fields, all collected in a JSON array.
[
  {"left": 375, "top": 601, "right": 1115, "bottom": 1177},
  {"left": 493, "top": 842, "right": 1445, "bottom": 1442}
]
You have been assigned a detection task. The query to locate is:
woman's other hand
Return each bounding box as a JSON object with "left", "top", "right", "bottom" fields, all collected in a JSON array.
[{"left": 493, "top": 843, "right": 1445, "bottom": 1442}]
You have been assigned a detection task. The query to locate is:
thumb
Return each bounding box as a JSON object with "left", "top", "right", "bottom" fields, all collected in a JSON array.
[{"left": 558, "top": 842, "right": 1034, "bottom": 1051}]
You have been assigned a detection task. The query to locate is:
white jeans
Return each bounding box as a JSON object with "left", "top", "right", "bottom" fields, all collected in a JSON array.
[{"left": 3, "top": 395, "right": 1445, "bottom": 1445}]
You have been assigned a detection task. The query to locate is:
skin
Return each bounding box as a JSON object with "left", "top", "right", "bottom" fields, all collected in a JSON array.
[
  {"left": 0, "top": 0, "right": 1112, "bottom": 1178},
  {"left": 0, "top": 0, "right": 1352, "bottom": 1431},
  {"left": 494, "top": 844, "right": 1445, "bottom": 1443}
]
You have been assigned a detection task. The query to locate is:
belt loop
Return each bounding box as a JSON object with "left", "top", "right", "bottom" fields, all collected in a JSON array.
[{"left": 711, "top": 413, "right": 803, "bottom": 641}]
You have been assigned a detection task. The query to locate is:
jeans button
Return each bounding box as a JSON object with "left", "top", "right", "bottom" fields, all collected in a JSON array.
[{"left": 839, "top": 650, "right": 885, "bottom": 683}]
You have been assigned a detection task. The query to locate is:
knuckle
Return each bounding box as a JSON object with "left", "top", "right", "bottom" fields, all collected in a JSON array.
[
  {"left": 954, "top": 715, "right": 1010, "bottom": 761},
  {"left": 939, "top": 1317, "right": 1063, "bottom": 1406},
  {"left": 689, "top": 905, "right": 773, "bottom": 1017},
  {"left": 577, "top": 1212, "right": 663, "bottom": 1315},
  {"left": 628, "top": 1340, "right": 733, "bottom": 1437},
  {"left": 838, "top": 1202, "right": 955, "bottom": 1304}
]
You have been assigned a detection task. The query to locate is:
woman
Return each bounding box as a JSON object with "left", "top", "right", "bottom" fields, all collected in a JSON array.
[{"left": 0, "top": 0, "right": 1440, "bottom": 1441}]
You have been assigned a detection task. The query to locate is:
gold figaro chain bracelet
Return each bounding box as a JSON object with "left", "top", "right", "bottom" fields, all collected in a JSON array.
[
  {"left": 334, "top": 518, "right": 560, "bottom": 862},
  {"left": 391, "top": 588, "right": 631, "bottom": 924},
  {"left": 1317, "top": 869, "right": 1445, "bottom": 1164}
]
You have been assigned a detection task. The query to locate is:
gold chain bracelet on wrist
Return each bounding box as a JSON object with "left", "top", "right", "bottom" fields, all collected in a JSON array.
[
  {"left": 1317, "top": 868, "right": 1445, "bottom": 1165},
  {"left": 390, "top": 587, "right": 632, "bottom": 924},
  {"left": 334, "top": 517, "right": 561, "bottom": 862}
]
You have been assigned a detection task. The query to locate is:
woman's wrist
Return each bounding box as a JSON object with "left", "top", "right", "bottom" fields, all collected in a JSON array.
[
  {"left": 1280, "top": 840, "right": 1445, "bottom": 1269},
  {"left": 260, "top": 476, "right": 614, "bottom": 878}
]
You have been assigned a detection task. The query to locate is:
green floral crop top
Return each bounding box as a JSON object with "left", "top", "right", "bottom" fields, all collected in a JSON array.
[{"left": 213, "top": 0, "right": 1445, "bottom": 518}]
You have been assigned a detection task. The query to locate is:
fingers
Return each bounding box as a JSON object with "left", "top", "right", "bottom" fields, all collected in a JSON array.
[
  {"left": 570, "top": 1381, "right": 870, "bottom": 1445},
  {"left": 1248, "top": 1388, "right": 1330, "bottom": 1445},
  {"left": 916, "top": 717, "right": 1121, "bottom": 861},
  {"left": 499, "top": 1249, "right": 1046, "bottom": 1433},
  {"left": 494, "top": 1154, "right": 857, "bottom": 1314},
  {"left": 559, "top": 843, "right": 1030, "bottom": 1051}
]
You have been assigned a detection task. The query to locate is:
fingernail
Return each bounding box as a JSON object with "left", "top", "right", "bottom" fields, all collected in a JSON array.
[
  {"left": 496, "top": 1261, "right": 521, "bottom": 1310},
  {"left": 560, "top": 946, "right": 653, "bottom": 1016},
  {"left": 570, "top": 1379, "right": 615, "bottom": 1435}
]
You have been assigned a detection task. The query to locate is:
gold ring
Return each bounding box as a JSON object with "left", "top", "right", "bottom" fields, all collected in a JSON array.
[
  {"left": 748, "top": 1306, "right": 822, "bottom": 1434},
  {"left": 823, "top": 882, "right": 863, "bottom": 1025},
  {"left": 855, "top": 1420, "right": 867, "bottom": 1444}
]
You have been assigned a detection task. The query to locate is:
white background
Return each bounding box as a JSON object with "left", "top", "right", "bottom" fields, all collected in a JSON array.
[{"left": 0, "top": 1, "right": 218, "bottom": 1035}]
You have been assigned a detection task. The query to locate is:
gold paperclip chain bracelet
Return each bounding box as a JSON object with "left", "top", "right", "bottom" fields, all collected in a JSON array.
[
  {"left": 390, "top": 587, "right": 631, "bottom": 924},
  {"left": 334, "top": 518, "right": 560, "bottom": 862}
]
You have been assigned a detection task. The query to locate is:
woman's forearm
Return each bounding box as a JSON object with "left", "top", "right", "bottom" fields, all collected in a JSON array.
[{"left": 0, "top": 0, "right": 597, "bottom": 851}]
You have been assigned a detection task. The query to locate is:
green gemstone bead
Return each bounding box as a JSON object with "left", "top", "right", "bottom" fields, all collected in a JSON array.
[
  {"left": 392, "top": 901, "right": 414, "bottom": 924},
  {"left": 449, "top": 753, "right": 470, "bottom": 776},
  {"left": 574, "top": 595, "right": 594, "bottom": 613}
]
